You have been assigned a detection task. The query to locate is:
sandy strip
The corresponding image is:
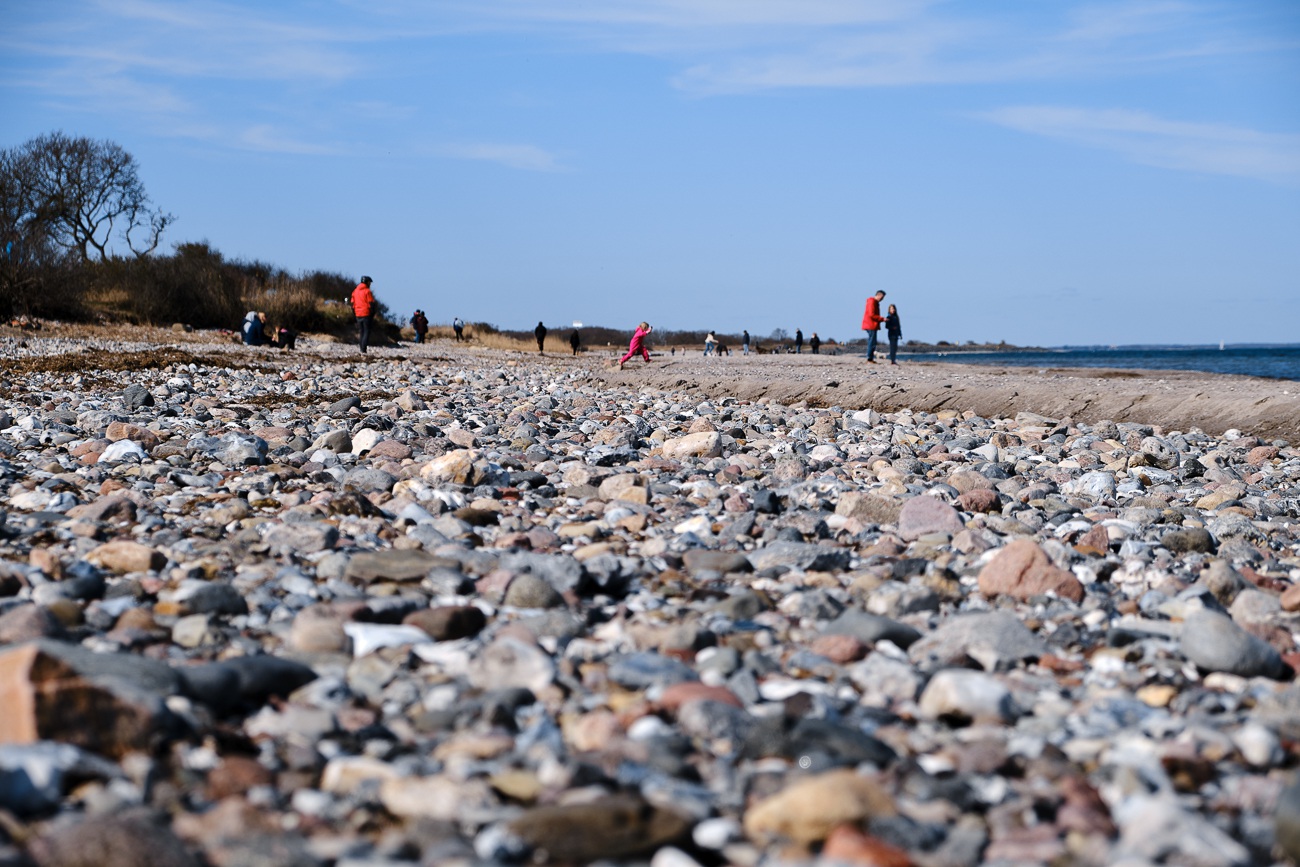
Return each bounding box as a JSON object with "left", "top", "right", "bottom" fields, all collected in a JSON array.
[{"left": 589, "top": 353, "right": 1299, "bottom": 442}]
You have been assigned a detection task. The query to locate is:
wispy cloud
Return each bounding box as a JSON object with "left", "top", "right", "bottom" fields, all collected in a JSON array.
[
  {"left": 438, "top": 143, "right": 567, "bottom": 172},
  {"left": 978, "top": 105, "right": 1300, "bottom": 185},
  {"left": 238, "top": 124, "right": 342, "bottom": 156}
]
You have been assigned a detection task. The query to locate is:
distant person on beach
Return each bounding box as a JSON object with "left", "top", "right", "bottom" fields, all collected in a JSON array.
[
  {"left": 411, "top": 309, "right": 428, "bottom": 344},
  {"left": 453, "top": 317, "right": 464, "bottom": 341},
  {"left": 885, "top": 304, "right": 902, "bottom": 365},
  {"left": 535, "top": 321, "right": 547, "bottom": 353},
  {"left": 861, "top": 289, "right": 886, "bottom": 363},
  {"left": 275, "top": 325, "right": 296, "bottom": 350},
  {"left": 742, "top": 330, "right": 750, "bottom": 355},
  {"left": 351, "top": 276, "right": 376, "bottom": 354},
  {"left": 619, "top": 322, "right": 653, "bottom": 369},
  {"left": 704, "top": 330, "right": 717, "bottom": 357},
  {"left": 795, "top": 329, "right": 803, "bottom": 354},
  {"left": 241, "top": 311, "right": 268, "bottom": 346},
  {"left": 809, "top": 332, "right": 821, "bottom": 354},
  {"left": 569, "top": 329, "right": 580, "bottom": 356}
]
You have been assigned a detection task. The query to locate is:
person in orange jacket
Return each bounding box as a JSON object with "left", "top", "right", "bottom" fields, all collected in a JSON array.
[
  {"left": 861, "top": 289, "right": 886, "bottom": 363},
  {"left": 351, "top": 276, "right": 376, "bottom": 353}
]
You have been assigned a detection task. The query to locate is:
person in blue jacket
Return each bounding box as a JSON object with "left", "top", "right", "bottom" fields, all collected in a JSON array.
[{"left": 242, "top": 311, "right": 268, "bottom": 346}]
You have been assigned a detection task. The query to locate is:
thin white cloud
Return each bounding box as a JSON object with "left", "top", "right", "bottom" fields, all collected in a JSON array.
[
  {"left": 237, "top": 124, "right": 341, "bottom": 156},
  {"left": 978, "top": 106, "right": 1300, "bottom": 185},
  {"left": 439, "top": 143, "right": 567, "bottom": 172}
]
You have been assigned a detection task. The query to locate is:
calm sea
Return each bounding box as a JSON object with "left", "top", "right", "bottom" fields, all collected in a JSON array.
[{"left": 902, "top": 345, "right": 1300, "bottom": 382}]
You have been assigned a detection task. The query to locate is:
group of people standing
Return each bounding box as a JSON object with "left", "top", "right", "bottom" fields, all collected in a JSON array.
[
  {"left": 861, "top": 290, "right": 902, "bottom": 364},
  {"left": 345, "top": 274, "right": 902, "bottom": 366}
]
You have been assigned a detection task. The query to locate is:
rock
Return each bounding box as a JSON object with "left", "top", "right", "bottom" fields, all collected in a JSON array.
[
  {"left": 835, "top": 491, "right": 902, "bottom": 525},
  {"left": 502, "top": 573, "right": 565, "bottom": 609},
  {"left": 897, "top": 495, "right": 964, "bottom": 540},
  {"left": 743, "top": 769, "right": 895, "bottom": 844},
  {"left": 344, "top": 549, "right": 435, "bottom": 584},
  {"left": 404, "top": 605, "right": 488, "bottom": 641},
  {"left": 85, "top": 540, "right": 166, "bottom": 574},
  {"left": 1276, "top": 775, "right": 1300, "bottom": 862},
  {"left": 918, "top": 669, "right": 1020, "bottom": 724},
  {"left": 661, "top": 431, "right": 722, "bottom": 460},
  {"left": 822, "top": 609, "right": 922, "bottom": 649},
  {"left": 1162, "top": 527, "right": 1216, "bottom": 554},
  {"left": 908, "top": 611, "right": 1049, "bottom": 672},
  {"left": 29, "top": 810, "right": 202, "bottom": 867},
  {"left": 502, "top": 794, "right": 693, "bottom": 862},
  {"left": 0, "top": 642, "right": 178, "bottom": 758},
  {"left": 467, "top": 637, "right": 556, "bottom": 693},
  {"left": 978, "top": 538, "right": 1084, "bottom": 603},
  {"left": 97, "top": 439, "right": 148, "bottom": 463},
  {"left": 1179, "top": 609, "right": 1286, "bottom": 679},
  {"left": 120, "top": 384, "right": 154, "bottom": 409},
  {"left": 420, "top": 449, "right": 477, "bottom": 485}
]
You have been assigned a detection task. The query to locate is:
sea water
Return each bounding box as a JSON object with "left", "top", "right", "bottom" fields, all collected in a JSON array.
[{"left": 903, "top": 345, "right": 1300, "bottom": 382}]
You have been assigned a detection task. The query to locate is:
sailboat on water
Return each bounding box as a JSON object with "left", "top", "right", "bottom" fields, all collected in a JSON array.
[{"left": 1219, "top": 340, "right": 1225, "bottom": 351}]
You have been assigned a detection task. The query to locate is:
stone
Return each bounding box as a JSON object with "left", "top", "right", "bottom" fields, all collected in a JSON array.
[
  {"left": 661, "top": 431, "right": 722, "bottom": 460},
  {"left": 743, "top": 769, "right": 895, "bottom": 844},
  {"left": 344, "top": 549, "right": 435, "bottom": 584},
  {"left": 909, "top": 611, "right": 1049, "bottom": 672},
  {"left": 85, "top": 540, "right": 166, "bottom": 574},
  {"left": 0, "top": 643, "right": 177, "bottom": 758},
  {"left": 503, "top": 794, "right": 693, "bottom": 863},
  {"left": 1179, "top": 608, "right": 1286, "bottom": 680},
  {"left": 834, "top": 491, "right": 902, "bottom": 525},
  {"left": 897, "top": 495, "right": 964, "bottom": 540},
  {"left": 403, "top": 605, "right": 488, "bottom": 641},
  {"left": 918, "top": 669, "right": 1020, "bottom": 724},
  {"left": 978, "top": 538, "right": 1084, "bottom": 603},
  {"left": 29, "top": 811, "right": 203, "bottom": 867}
]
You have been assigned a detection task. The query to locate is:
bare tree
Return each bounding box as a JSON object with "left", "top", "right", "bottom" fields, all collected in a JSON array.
[
  {"left": 13, "top": 131, "right": 174, "bottom": 262},
  {"left": 0, "top": 147, "right": 61, "bottom": 314}
]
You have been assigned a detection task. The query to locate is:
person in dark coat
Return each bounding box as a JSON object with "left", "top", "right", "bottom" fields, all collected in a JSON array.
[
  {"left": 242, "top": 311, "right": 267, "bottom": 346},
  {"left": 534, "top": 321, "right": 547, "bottom": 353},
  {"left": 794, "top": 329, "right": 803, "bottom": 353},
  {"left": 411, "top": 310, "right": 429, "bottom": 344},
  {"left": 569, "top": 329, "right": 581, "bottom": 356},
  {"left": 886, "top": 304, "right": 902, "bottom": 365},
  {"left": 809, "top": 332, "right": 821, "bottom": 354}
]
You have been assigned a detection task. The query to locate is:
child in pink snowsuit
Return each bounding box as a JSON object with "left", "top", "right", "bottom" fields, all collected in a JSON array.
[{"left": 619, "top": 322, "right": 652, "bottom": 369}]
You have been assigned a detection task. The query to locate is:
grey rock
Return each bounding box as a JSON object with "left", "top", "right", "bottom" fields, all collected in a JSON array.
[
  {"left": 1179, "top": 608, "right": 1286, "bottom": 679},
  {"left": 909, "top": 611, "right": 1049, "bottom": 672}
]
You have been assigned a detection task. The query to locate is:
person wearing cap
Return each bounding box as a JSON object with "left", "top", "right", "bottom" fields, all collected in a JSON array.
[{"left": 351, "top": 276, "right": 376, "bottom": 353}]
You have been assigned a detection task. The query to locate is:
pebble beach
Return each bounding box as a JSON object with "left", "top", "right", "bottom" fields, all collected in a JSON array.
[{"left": 2, "top": 325, "right": 1299, "bottom": 866}]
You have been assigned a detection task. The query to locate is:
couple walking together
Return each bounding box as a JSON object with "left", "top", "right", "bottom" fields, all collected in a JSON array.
[{"left": 862, "top": 290, "right": 902, "bottom": 364}]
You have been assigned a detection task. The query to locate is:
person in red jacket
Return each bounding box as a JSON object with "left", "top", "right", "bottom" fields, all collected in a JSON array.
[
  {"left": 861, "top": 289, "right": 887, "bottom": 363},
  {"left": 619, "top": 322, "right": 653, "bottom": 369},
  {"left": 351, "top": 276, "right": 376, "bottom": 353}
]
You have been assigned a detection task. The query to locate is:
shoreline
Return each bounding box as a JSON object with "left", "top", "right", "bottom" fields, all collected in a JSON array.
[{"left": 3, "top": 323, "right": 1295, "bottom": 442}]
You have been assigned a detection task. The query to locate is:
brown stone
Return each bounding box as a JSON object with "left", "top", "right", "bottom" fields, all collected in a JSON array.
[
  {"left": 744, "top": 769, "right": 896, "bottom": 845},
  {"left": 86, "top": 540, "right": 166, "bottom": 574},
  {"left": 0, "top": 605, "right": 68, "bottom": 643},
  {"left": 65, "top": 494, "right": 139, "bottom": 524},
  {"left": 978, "top": 539, "right": 1085, "bottom": 603},
  {"left": 505, "top": 794, "right": 692, "bottom": 862},
  {"left": 105, "top": 421, "right": 160, "bottom": 450},
  {"left": 808, "top": 634, "right": 869, "bottom": 663},
  {"left": 403, "top": 605, "right": 488, "bottom": 641},
  {"left": 821, "top": 825, "right": 914, "bottom": 866},
  {"left": 658, "top": 682, "right": 744, "bottom": 713},
  {"left": 0, "top": 644, "right": 168, "bottom": 758},
  {"left": 207, "top": 756, "right": 274, "bottom": 800},
  {"left": 956, "top": 488, "right": 1001, "bottom": 514},
  {"left": 30, "top": 811, "right": 202, "bottom": 867}
]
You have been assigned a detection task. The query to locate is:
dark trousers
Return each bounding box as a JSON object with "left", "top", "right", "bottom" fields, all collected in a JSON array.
[
  {"left": 357, "top": 316, "right": 372, "bottom": 353},
  {"left": 414, "top": 331, "right": 425, "bottom": 344},
  {"left": 888, "top": 334, "right": 899, "bottom": 363},
  {"left": 866, "top": 329, "right": 879, "bottom": 360}
]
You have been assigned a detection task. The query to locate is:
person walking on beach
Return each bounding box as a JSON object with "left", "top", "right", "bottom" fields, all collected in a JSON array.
[
  {"left": 452, "top": 317, "right": 464, "bottom": 341},
  {"left": 809, "top": 332, "right": 821, "bottom": 354},
  {"left": 885, "top": 304, "right": 902, "bottom": 365},
  {"left": 795, "top": 329, "right": 803, "bottom": 354},
  {"left": 569, "top": 329, "right": 580, "bottom": 356},
  {"left": 619, "top": 322, "right": 652, "bottom": 369},
  {"left": 861, "top": 289, "right": 886, "bottom": 363},
  {"left": 704, "top": 330, "right": 717, "bottom": 357},
  {"left": 351, "top": 276, "right": 376, "bottom": 354},
  {"left": 534, "top": 321, "right": 547, "bottom": 353},
  {"left": 411, "top": 309, "right": 428, "bottom": 344},
  {"left": 741, "top": 330, "right": 750, "bottom": 356}
]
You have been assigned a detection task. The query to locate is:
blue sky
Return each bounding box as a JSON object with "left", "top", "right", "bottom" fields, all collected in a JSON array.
[{"left": 3, "top": 1, "right": 1298, "bottom": 346}]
